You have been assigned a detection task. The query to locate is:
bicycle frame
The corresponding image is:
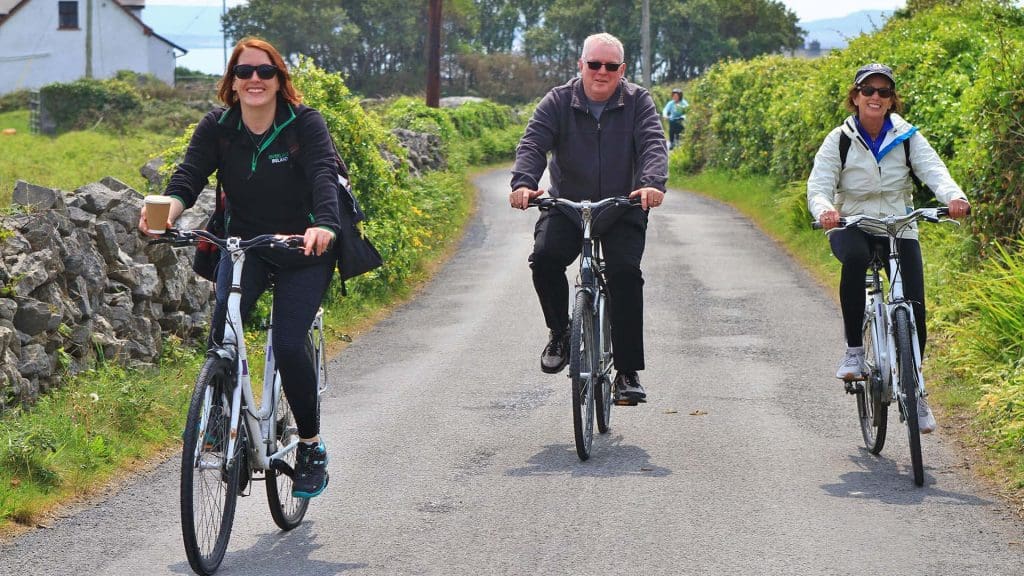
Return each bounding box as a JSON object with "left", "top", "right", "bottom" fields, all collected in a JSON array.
[
  {"left": 191, "top": 237, "right": 326, "bottom": 477},
  {"left": 575, "top": 202, "right": 612, "bottom": 386}
]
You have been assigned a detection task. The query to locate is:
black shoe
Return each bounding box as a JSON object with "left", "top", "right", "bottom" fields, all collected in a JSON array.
[
  {"left": 540, "top": 329, "right": 570, "bottom": 374},
  {"left": 613, "top": 371, "right": 647, "bottom": 405},
  {"left": 292, "top": 441, "right": 329, "bottom": 498}
]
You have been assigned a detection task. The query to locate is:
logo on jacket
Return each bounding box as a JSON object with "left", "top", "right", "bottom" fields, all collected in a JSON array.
[{"left": 268, "top": 152, "right": 290, "bottom": 164}]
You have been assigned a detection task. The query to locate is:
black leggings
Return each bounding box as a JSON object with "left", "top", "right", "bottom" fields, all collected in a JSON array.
[
  {"left": 829, "top": 228, "right": 926, "bottom": 353},
  {"left": 529, "top": 206, "right": 648, "bottom": 372},
  {"left": 210, "top": 251, "right": 334, "bottom": 439}
]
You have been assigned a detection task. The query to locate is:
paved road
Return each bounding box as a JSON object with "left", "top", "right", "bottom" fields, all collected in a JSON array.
[{"left": 3, "top": 168, "right": 1023, "bottom": 575}]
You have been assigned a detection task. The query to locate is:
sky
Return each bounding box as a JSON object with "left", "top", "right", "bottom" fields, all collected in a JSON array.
[{"left": 144, "top": 0, "right": 906, "bottom": 24}]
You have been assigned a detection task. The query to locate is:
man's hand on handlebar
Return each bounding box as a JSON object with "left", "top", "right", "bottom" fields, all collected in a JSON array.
[
  {"left": 510, "top": 187, "right": 545, "bottom": 210},
  {"left": 629, "top": 187, "right": 665, "bottom": 211}
]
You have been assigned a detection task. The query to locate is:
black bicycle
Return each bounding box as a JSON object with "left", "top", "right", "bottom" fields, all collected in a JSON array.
[{"left": 529, "top": 196, "right": 640, "bottom": 460}]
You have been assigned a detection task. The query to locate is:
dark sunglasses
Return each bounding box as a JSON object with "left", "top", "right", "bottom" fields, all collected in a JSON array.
[
  {"left": 858, "top": 86, "right": 894, "bottom": 98},
  {"left": 586, "top": 61, "right": 623, "bottom": 72},
  {"left": 234, "top": 64, "right": 279, "bottom": 80}
]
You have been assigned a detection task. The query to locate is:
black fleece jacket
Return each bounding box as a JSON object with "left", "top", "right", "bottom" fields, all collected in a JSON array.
[
  {"left": 164, "top": 97, "right": 342, "bottom": 241},
  {"left": 511, "top": 78, "right": 668, "bottom": 200}
]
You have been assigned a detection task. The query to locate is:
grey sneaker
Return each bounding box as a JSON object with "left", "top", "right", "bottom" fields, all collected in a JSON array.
[
  {"left": 613, "top": 371, "right": 646, "bottom": 405},
  {"left": 540, "top": 329, "right": 570, "bottom": 374},
  {"left": 917, "top": 397, "right": 937, "bottom": 434},
  {"left": 292, "top": 441, "right": 329, "bottom": 498},
  {"left": 835, "top": 347, "right": 866, "bottom": 381}
]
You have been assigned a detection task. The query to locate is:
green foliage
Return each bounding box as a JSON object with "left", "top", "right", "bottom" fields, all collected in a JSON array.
[
  {"left": 40, "top": 78, "right": 143, "bottom": 134},
  {"left": 0, "top": 90, "right": 31, "bottom": 113},
  {"left": 385, "top": 97, "right": 458, "bottom": 142},
  {"left": 679, "top": 0, "right": 1024, "bottom": 240}
]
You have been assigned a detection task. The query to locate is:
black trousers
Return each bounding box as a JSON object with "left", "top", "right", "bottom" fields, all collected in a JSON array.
[
  {"left": 668, "top": 119, "right": 683, "bottom": 149},
  {"left": 210, "top": 250, "right": 334, "bottom": 439},
  {"left": 529, "top": 207, "right": 648, "bottom": 372},
  {"left": 829, "top": 228, "right": 926, "bottom": 352}
]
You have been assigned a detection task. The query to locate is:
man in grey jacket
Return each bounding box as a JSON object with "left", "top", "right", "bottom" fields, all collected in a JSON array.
[{"left": 509, "top": 32, "right": 668, "bottom": 404}]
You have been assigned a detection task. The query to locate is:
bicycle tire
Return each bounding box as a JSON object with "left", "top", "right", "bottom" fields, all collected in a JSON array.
[
  {"left": 316, "top": 322, "right": 328, "bottom": 395},
  {"left": 266, "top": 375, "right": 310, "bottom": 529},
  {"left": 181, "top": 356, "right": 240, "bottom": 576},
  {"left": 894, "top": 308, "right": 924, "bottom": 486},
  {"left": 858, "top": 314, "right": 887, "bottom": 453},
  {"left": 594, "top": 292, "right": 613, "bottom": 434},
  {"left": 569, "top": 290, "right": 596, "bottom": 460}
]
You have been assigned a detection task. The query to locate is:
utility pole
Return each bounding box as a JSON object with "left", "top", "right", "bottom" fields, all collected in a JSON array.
[
  {"left": 641, "top": 0, "right": 651, "bottom": 87},
  {"left": 427, "top": 0, "right": 442, "bottom": 108},
  {"left": 85, "top": 0, "right": 93, "bottom": 78},
  {"left": 223, "top": 0, "right": 228, "bottom": 71}
]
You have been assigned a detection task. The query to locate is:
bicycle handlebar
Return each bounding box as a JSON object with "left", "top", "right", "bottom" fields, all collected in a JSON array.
[
  {"left": 527, "top": 196, "right": 642, "bottom": 210},
  {"left": 811, "top": 206, "right": 957, "bottom": 231},
  {"left": 147, "top": 228, "right": 306, "bottom": 253}
]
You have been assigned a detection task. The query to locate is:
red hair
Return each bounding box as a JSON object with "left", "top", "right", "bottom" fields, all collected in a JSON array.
[{"left": 217, "top": 37, "right": 302, "bottom": 106}]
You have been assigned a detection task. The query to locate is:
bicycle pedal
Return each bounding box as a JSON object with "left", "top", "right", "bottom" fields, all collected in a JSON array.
[
  {"left": 613, "top": 398, "right": 639, "bottom": 406},
  {"left": 269, "top": 458, "right": 295, "bottom": 479}
]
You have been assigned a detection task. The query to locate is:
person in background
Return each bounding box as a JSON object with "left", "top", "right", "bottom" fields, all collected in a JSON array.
[
  {"left": 139, "top": 37, "right": 340, "bottom": 497},
  {"left": 509, "top": 32, "right": 668, "bottom": 405},
  {"left": 662, "top": 87, "right": 688, "bottom": 150},
  {"left": 807, "top": 63, "right": 970, "bottom": 434}
]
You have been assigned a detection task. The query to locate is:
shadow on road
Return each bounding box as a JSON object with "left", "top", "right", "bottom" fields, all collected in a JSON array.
[
  {"left": 506, "top": 436, "right": 672, "bottom": 478},
  {"left": 168, "top": 522, "right": 367, "bottom": 575},
  {"left": 820, "top": 450, "right": 993, "bottom": 506}
]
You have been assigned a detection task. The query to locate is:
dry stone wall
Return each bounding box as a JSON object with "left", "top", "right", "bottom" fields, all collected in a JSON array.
[{"left": 0, "top": 179, "right": 216, "bottom": 411}]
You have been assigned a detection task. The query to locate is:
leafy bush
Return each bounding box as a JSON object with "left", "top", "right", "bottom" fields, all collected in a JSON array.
[
  {"left": 39, "top": 78, "right": 143, "bottom": 133},
  {"left": 679, "top": 0, "right": 1024, "bottom": 241},
  {"left": 0, "top": 90, "right": 31, "bottom": 113}
]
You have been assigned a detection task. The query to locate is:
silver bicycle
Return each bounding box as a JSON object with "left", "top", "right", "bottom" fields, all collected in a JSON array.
[
  {"left": 152, "top": 228, "right": 328, "bottom": 575},
  {"left": 816, "top": 206, "right": 957, "bottom": 486}
]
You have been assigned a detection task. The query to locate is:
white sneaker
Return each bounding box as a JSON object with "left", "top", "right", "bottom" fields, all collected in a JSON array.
[
  {"left": 835, "top": 347, "right": 866, "bottom": 381},
  {"left": 917, "top": 397, "right": 937, "bottom": 434}
]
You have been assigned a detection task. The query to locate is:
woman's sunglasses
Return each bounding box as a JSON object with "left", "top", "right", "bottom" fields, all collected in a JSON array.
[
  {"left": 234, "top": 64, "right": 279, "bottom": 80},
  {"left": 858, "top": 86, "right": 894, "bottom": 98},
  {"left": 586, "top": 61, "right": 623, "bottom": 72}
]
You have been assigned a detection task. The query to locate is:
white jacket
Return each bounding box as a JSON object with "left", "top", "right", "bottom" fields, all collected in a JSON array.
[{"left": 807, "top": 113, "right": 966, "bottom": 239}]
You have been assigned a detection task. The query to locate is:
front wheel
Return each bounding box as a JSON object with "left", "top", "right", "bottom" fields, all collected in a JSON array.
[
  {"left": 180, "top": 356, "right": 240, "bottom": 576},
  {"left": 569, "top": 290, "right": 596, "bottom": 460},
  {"left": 894, "top": 308, "right": 924, "bottom": 486},
  {"left": 858, "top": 314, "right": 888, "bottom": 453}
]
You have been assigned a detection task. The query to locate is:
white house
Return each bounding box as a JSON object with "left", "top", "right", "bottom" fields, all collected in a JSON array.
[{"left": 0, "top": 0, "right": 186, "bottom": 95}]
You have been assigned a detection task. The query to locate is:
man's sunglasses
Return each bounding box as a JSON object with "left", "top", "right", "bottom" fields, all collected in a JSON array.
[
  {"left": 586, "top": 61, "right": 623, "bottom": 72},
  {"left": 858, "top": 86, "right": 894, "bottom": 98},
  {"left": 234, "top": 64, "right": 279, "bottom": 80}
]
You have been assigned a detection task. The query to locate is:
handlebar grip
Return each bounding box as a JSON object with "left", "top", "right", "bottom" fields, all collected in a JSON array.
[{"left": 811, "top": 221, "right": 823, "bottom": 230}]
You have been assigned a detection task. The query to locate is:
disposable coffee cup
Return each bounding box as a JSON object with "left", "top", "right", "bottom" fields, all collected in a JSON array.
[{"left": 145, "top": 195, "right": 172, "bottom": 234}]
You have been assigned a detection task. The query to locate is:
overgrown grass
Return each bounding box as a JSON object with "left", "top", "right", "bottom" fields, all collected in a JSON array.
[
  {"left": 671, "top": 168, "right": 1024, "bottom": 500},
  {"left": 0, "top": 110, "right": 169, "bottom": 205}
]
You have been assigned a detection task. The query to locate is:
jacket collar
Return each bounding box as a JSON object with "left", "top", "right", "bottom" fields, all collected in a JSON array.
[
  {"left": 217, "top": 95, "right": 298, "bottom": 133},
  {"left": 570, "top": 77, "right": 628, "bottom": 111}
]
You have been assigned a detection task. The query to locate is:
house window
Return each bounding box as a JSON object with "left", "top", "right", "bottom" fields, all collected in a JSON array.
[{"left": 58, "top": 1, "right": 79, "bottom": 30}]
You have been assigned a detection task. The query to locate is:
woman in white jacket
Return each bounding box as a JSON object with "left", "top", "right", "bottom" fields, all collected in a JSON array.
[{"left": 807, "top": 63, "right": 970, "bottom": 434}]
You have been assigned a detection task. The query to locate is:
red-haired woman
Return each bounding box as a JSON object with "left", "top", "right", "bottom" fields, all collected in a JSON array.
[{"left": 139, "top": 37, "right": 338, "bottom": 498}]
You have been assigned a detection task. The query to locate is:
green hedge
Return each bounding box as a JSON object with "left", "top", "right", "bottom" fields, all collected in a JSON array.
[
  {"left": 677, "top": 0, "right": 1024, "bottom": 241},
  {"left": 39, "top": 78, "right": 142, "bottom": 133}
]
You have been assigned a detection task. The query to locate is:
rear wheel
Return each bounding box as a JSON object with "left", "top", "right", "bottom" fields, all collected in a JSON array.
[
  {"left": 266, "top": 378, "right": 310, "bottom": 529},
  {"left": 858, "top": 314, "right": 888, "bottom": 454},
  {"left": 569, "top": 291, "right": 596, "bottom": 460},
  {"left": 894, "top": 308, "right": 924, "bottom": 486},
  {"left": 181, "top": 357, "right": 239, "bottom": 576},
  {"left": 594, "top": 292, "right": 613, "bottom": 434}
]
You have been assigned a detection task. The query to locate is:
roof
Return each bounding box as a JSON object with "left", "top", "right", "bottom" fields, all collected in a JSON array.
[{"left": 0, "top": 0, "right": 186, "bottom": 54}]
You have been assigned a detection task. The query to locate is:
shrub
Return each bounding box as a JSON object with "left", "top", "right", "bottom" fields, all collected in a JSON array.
[{"left": 39, "top": 78, "right": 142, "bottom": 133}]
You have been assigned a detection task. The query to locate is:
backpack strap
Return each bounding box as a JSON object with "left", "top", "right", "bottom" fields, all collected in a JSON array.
[{"left": 839, "top": 132, "right": 852, "bottom": 171}]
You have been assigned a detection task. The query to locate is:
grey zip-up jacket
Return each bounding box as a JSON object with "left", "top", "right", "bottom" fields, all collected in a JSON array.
[{"left": 511, "top": 77, "right": 668, "bottom": 200}]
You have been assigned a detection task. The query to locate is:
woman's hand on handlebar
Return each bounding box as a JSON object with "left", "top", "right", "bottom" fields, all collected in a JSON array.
[
  {"left": 629, "top": 187, "right": 665, "bottom": 210},
  {"left": 947, "top": 198, "right": 971, "bottom": 219},
  {"left": 302, "top": 227, "right": 335, "bottom": 256},
  {"left": 510, "top": 187, "right": 545, "bottom": 210},
  {"left": 818, "top": 209, "right": 841, "bottom": 230}
]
